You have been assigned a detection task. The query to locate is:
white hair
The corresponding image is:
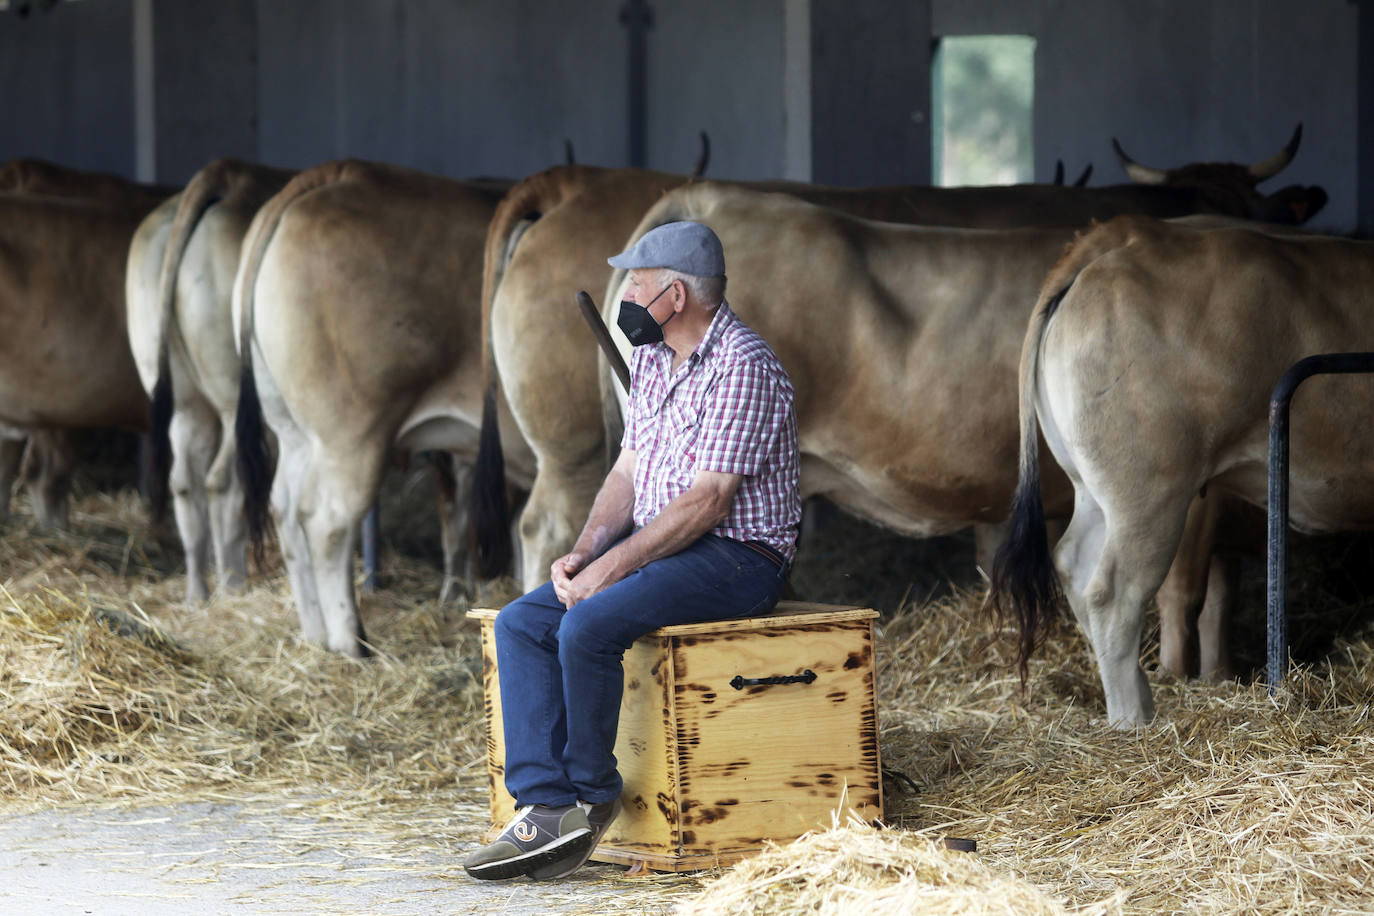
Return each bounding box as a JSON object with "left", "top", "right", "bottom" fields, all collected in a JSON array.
[{"left": 659, "top": 268, "right": 726, "bottom": 307}]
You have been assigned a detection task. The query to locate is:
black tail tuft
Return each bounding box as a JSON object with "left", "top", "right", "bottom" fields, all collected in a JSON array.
[
  {"left": 147, "top": 361, "right": 174, "bottom": 524},
  {"left": 235, "top": 362, "right": 274, "bottom": 572},
  {"left": 987, "top": 466, "right": 1064, "bottom": 684},
  {"left": 471, "top": 387, "right": 512, "bottom": 579}
]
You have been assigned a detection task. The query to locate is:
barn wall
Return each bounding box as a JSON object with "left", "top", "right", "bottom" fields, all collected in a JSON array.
[
  {"left": 253, "top": 0, "right": 630, "bottom": 181},
  {"left": 646, "top": 0, "right": 788, "bottom": 179},
  {"left": 934, "top": 0, "right": 1358, "bottom": 232},
  {"left": 0, "top": 1, "right": 1360, "bottom": 232},
  {"left": 0, "top": 1, "right": 136, "bottom": 177},
  {"left": 150, "top": 0, "right": 258, "bottom": 184},
  {"left": 1362, "top": 0, "right": 1374, "bottom": 236},
  {"left": 250, "top": 0, "right": 794, "bottom": 182},
  {"left": 809, "top": 0, "right": 932, "bottom": 186}
]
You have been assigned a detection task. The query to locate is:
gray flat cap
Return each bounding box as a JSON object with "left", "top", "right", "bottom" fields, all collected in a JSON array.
[{"left": 607, "top": 220, "right": 725, "bottom": 276}]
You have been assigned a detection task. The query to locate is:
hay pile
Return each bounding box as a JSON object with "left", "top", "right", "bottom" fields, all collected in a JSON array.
[
  {"left": 0, "top": 489, "right": 500, "bottom": 841},
  {"left": 0, "top": 582, "right": 487, "bottom": 811},
  {"left": 674, "top": 818, "right": 1092, "bottom": 916},
  {"left": 777, "top": 589, "right": 1374, "bottom": 915},
  {"left": 3, "top": 489, "right": 1374, "bottom": 914}
]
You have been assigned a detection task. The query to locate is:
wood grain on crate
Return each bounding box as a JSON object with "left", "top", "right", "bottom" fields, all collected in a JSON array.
[{"left": 470, "top": 600, "right": 882, "bottom": 872}]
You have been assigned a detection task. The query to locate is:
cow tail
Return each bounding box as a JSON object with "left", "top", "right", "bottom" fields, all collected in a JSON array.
[
  {"left": 234, "top": 161, "right": 352, "bottom": 569},
  {"left": 146, "top": 159, "right": 244, "bottom": 523},
  {"left": 471, "top": 384, "right": 511, "bottom": 580},
  {"left": 471, "top": 168, "right": 580, "bottom": 579},
  {"left": 987, "top": 217, "right": 1143, "bottom": 681},
  {"left": 987, "top": 280, "right": 1068, "bottom": 684}
]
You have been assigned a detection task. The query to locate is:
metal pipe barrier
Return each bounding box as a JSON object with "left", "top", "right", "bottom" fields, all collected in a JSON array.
[{"left": 1267, "top": 352, "right": 1374, "bottom": 691}]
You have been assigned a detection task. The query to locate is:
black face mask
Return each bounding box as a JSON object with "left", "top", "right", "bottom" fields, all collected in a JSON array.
[{"left": 617, "top": 283, "right": 674, "bottom": 347}]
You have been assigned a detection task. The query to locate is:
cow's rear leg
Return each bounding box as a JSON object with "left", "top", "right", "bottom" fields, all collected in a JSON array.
[
  {"left": 973, "top": 521, "right": 1009, "bottom": 579},
  {"left": 206, "top": 411, "right": 247, "bottom": 594},
  {"left": 24, "top": 430, "right": 75, "bottom": 531},
  {"left": 298, "top": 451, "right": 383, "bottom": 658},
  {"left": 1198, "top": 553, "right": 1237, "bottom": 680},
  {"left": 170, "top": 403, "right": 218, "bottom": 603},
  {"left": 0, "top": 434, "right": 24, "bottom": 520},
  {"left": 432, "top": 451, "right": 473, "bottom": 602},
  {"left": 517, "top": 465, "right": 599, "bottom": 592},
  {"left": 1056, "top": 488, "right": 1192, "bottom": 728},
  {"left": 1155, "top": 493, "right": 1222, "bottom": 678},
  {"left": 272, "top": 435, "right": 327, "bottom": 645}
]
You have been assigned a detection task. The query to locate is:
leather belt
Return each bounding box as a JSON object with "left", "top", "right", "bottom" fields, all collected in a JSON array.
[{"left": 738, "top": 539, "right": 786, "bottom": 569}]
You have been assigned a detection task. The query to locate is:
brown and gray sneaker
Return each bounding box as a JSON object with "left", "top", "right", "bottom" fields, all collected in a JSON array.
[
  {"left": 527, "top": 797, "right": 623, "bottom": 880},
  {"left": 463, "top": 804, "right": 593, "bottom": 881}
]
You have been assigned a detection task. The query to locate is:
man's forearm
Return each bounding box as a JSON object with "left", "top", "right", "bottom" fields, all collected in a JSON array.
[
  {"left": 570, "top": 468, "right": 636, "bottom": 561},
  {"left": 594, "top": 481, "right": 732, "bottom": 580}
]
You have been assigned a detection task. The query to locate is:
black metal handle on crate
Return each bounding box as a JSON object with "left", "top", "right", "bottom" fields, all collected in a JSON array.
[{"left": 730, "top": 669, "right": 817, "bottom": 690}]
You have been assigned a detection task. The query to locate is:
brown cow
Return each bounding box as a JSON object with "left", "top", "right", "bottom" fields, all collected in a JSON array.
[
  {"left": 0, "top": 170, "right": 169, "bottom": 527},
  {"left": 989, "top": 215, "right": 1374, "bottom": 727},
  {"left": 125, "top": 158, "right": 295, "bottom": 603},
  {"left": 234, "top": 160, "right": 526, "bottom": 656},
  {"left": 474, "top": 127, "right": 1324, "bottom": 594},
  {"left": 599, "top": 182, "right": 1079, "bottom": 540},
  {"left": 0, "top": 157, "right": 178, "bottom": 201},
  {"left": 598, "top": 189, "right": 1300, "bottom": 690}
]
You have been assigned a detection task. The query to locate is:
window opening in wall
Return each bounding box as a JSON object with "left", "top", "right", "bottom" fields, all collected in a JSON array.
[{"left": 932, "top": 35, "right": 1035, "bottom": 187}]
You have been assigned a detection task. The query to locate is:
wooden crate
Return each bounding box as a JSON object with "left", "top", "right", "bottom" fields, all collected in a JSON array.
[{"left": 468, "top": 601, "right": 883, "bottom": 872}]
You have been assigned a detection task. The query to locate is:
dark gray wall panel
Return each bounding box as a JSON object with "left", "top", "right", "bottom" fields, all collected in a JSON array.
[
  {"left": 152, "top": 0, "right": 258, "bottom": 183},
  {"left": 255, "top": 0, "right": 627, "bottom": 181},
  {"left": 647, "top": 0, "right": 789, "bottom": 179},
  {"left": 810, "top": 0, "right": 932, "bottom": 185},
  {"left": 0, "top": 1, "right": 1360, "bottom": 231},
  {"left": 0, "top": 0, "right": 135, "bottom": 176},
  {"left": 1361, "top": 0, "right": 1374, "bottom": 236}
]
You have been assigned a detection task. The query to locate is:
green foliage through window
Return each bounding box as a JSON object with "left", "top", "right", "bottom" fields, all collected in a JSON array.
[{"left": 932, "top": 35, "right": 1035, "bottom": 187}]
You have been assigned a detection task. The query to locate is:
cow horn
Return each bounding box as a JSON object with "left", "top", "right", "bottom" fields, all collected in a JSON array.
[
  {"left": 564, "top": 138, "right": 575, "bottom": 165},
  {"left": 691, "top": 131, "right": 711, "bottom": 179},
  {"left": 1247, "top": 123, "right": 1303, "bottom": 182},
  {"left": 1073, "top": 163, "right": 1093, "bottom": 187},
  {"left": 1112, "top": 137, "right": 1166, "bottom": 185},
  {"left": 1052, "top": 159, "right": 1065, "bottom": 185}
]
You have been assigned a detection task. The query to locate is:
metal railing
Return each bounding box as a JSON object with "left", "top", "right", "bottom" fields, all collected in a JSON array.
[{"left": 1266, "top": 352, "right": 1374, "bottom": 690}]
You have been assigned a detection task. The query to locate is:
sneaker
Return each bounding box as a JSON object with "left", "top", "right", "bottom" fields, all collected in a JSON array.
[
  {"left": 527, "top": 797, "right": 623, "bottom": 880},
  {"left": 463, "top": 804, "right": 593, "bottom": 881}
]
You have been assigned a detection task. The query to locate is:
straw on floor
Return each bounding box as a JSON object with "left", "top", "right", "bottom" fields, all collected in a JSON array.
[{"left": 2, "top": 488, "right": 1372, "bottom": 914}]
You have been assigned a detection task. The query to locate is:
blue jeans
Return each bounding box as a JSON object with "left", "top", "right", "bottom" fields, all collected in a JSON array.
[{"left": 494, "top": 533, "right": 787, "bottom": 807}]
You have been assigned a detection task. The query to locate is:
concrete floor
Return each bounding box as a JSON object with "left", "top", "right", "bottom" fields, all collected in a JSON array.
[{"left": 0, "top": 802, "right": 692, "bottom": 915}]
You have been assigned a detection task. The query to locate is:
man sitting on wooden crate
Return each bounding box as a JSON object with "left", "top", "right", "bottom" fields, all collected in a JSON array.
[{"left": 463, "top": 220, "right": 802, "bottom": 881}]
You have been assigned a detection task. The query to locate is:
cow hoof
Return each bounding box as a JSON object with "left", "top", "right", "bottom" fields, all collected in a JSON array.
[{"left": 438, "top": 576, "right": 470, "bottom": 604}]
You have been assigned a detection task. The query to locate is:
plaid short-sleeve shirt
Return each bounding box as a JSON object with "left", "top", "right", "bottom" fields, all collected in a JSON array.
[{"left": 620, "top": 301, "right": 802, "bottom": 562}]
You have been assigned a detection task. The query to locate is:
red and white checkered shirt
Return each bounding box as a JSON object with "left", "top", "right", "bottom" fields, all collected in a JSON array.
[{"left": 621, "top": 300, "right": 802, "bottom": 562}]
